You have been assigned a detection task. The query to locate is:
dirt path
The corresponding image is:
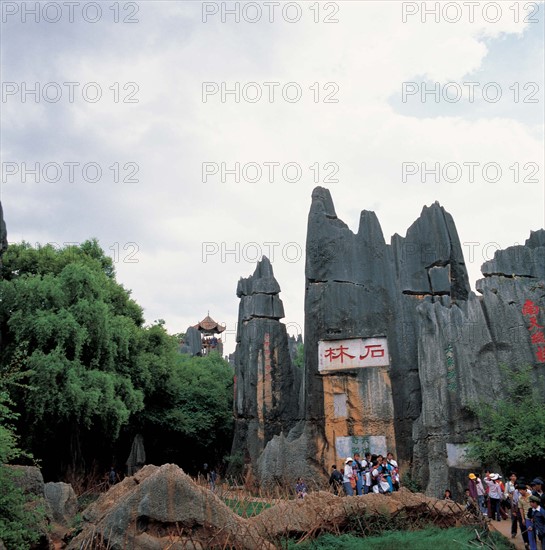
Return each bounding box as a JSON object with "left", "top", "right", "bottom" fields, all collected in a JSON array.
[{"left": 489, "top": 517, "right": 527, "bottom": 550}]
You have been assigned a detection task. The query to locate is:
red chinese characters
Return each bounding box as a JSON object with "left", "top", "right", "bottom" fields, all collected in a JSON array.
[
  {"left": 522, "top": 299, "right": 545, "bottom": 363},
  {"left": 359, "top": 344, "right": 385, "bottom": 360},
  {"left": 324, "top": 345, "right": 355, "bottom": 364},
  {"left": 318, "top": 338, "right": 389, "bottom": 372}
]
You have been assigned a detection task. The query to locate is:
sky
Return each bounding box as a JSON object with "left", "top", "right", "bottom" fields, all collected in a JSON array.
[{"left": 1, "top": 1, "right": 544, "bottom": 357}]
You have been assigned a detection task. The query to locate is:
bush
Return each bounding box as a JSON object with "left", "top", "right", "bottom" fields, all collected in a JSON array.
[{"left": 0, "top": 391, "right": 46, "bottom": 549}]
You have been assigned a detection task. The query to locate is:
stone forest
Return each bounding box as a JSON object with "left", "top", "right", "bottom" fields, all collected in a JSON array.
[{"left": 0, "top": 189, "right": 544, "bottom": 549}]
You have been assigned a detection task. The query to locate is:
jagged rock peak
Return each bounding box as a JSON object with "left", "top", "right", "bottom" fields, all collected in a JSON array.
[
  {"left": 236, "top": 256, "right": 281, "bottom": 299},
  {"left": 357, "top": 210, "right": 386, "bottom": 245},
  {"left": 311, "top": 186, "right": 337, "bottom": 219},
  {"left": 526, "top": 229, "right": 545, "bottom": 249},
  {"left": 480, "top": 229, "right": 545, "bottom": 280}
]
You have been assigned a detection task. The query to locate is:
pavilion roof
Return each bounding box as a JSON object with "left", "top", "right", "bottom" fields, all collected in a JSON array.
[{"left": 193, "top": 314, "right": 225, "bottom": 334}]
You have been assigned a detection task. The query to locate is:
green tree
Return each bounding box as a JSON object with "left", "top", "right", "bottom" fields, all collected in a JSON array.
[
  {"left": 293, "top": 343, "right": 304, "bottom": 369},
  {"left": 466, "top": 365, "right": 545, "bottom": 473},
  {"left": 0, "top": 388, "right": 45, "bottom": 549},
  {"left": 0, "top": 241, "right": 147, "bottom": 476},
  {"left": 0, "top": 240, "right": 234, "bottom": 479},
  {"left": 137, "top": 351, "right": 234, "bottom": 472}
]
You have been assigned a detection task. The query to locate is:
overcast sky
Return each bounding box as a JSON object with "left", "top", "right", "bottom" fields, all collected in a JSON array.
[{"left": 1, "top": 1, "right": 544, "bottom": 356}]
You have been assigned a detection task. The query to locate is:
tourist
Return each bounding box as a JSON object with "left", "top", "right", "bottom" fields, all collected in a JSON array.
[
  {"left": 329, "top": 465, "right": 343, "bottom": 496},
  {"left": 531, "top": 478, "right": 545, "bottom": 507},
  {"left": 485, "top": 473, "right": 503, "bottom": 521},
  {"left": 517, "top": 483, "right": 532, "bottom": 547},
  {"left": 353, "top": 453, "right": 364, "bottom": 495},
  {"left": 371, "top": 455, "right": 391, "bottom": 494},
  {"left": 343, "top": 458, "right": 355, "bottom": 496},
  {"left": 363, "top": 453, "right": 373, "bottom": 494},
  {"left": 386, "top": 452, "right": 400, "bottom": 491},
  {"left": 528, "top": 495, "right": 545, "bottom": 550},
  {"left": 444, "top": 489, "right": 453, "bottom": 500},
  {"left": 295, "top": 477, "right": 308, "bottom": 499},
  {"left": 468, "top": 473, "right": 487, "bottom": 515},
  {"left": 504, "top": 472, "right": 519, "bottom": 538}
]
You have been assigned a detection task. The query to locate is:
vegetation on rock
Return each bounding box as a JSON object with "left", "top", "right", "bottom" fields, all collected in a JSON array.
[{"left": 466, "top": 365, "right": 545, "bottom": 474}]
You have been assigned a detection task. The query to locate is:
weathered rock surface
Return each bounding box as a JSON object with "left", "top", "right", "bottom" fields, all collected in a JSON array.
[
  {"left": 229, "top": 257, "right": 302, "bottom": 483},
  {"left": 44, "top": 482, "right": 78, "bottom": 526},
  {"left": 126, "top": 433, "right": 146, "bottom": 475},
  {"left": 0, "top": 201, "right": 7, "bottom": 350},
  {"left": 303, "top": 188, "right": 472, "bottom": 473},
  {"left": 67, "top": 464, "right": 274, "bottom": 550},
  {"left": 180, "top": 325, "right": 202, "bottom": 356},
  {"left": 234, "top": 187, "right": 544, "bottom": 500},
  {"left": 0, "top": 201, "right": 7, "bottom": 264},
  {"left": 301, "top": 188, "right": 545, "bottom": 499},
  {"left": 9, "top": 465, "right": 46, "bottom": 497},
  {"left": 69, "top": 465, "right": 468, "bottom": 549},
  {"left": 248, "top": 487, "right": 467, "bottom": 539}
]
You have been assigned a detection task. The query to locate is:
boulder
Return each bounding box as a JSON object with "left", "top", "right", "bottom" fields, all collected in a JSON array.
[
  {"left": 248, "top": 487, "right": 467, "bottom": 540},
  {"left": 8, "top": 465, "right": 45, "bottom": 497},
  {"left": 44, "top": 482, "right": 78, "bottom": 526},
  {"left": 67, "top": 464, "right": 274, "bottom": 550}
]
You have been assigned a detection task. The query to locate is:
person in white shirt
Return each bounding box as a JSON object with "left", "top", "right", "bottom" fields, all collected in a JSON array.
[
  {"left": 343, "top": 458, "right": 354, "bottom": 496},
  {"left": 485, "top": 473, "right": 503, "bottom": 521}
]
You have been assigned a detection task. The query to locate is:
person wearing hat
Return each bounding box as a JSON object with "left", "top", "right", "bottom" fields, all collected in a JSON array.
[
  {"left": 343, "top": 458, "right": 354, "bottom": 496},
  {"left": 528, "top": 495, "right": 545, "bottom": 549},
  {"left": 468, "top": 473, "right": 487, "bottom": 516},
  {"left": 531, "top": 479, "right": 545, "bottom": 507},
  {"left": 485, "top": 473, "right": 503, "bottom": 521}
]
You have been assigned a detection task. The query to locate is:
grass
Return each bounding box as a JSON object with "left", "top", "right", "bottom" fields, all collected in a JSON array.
[
  {"left": 222, "top": 497, "right": 273, "bottom": 517},
  {"left": 287, "top": 527, "right": 514, "bottom": 549}
]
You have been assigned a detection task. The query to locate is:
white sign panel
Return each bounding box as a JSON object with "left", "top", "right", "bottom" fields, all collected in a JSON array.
[
  {"left": 446, "top": 443, "right": 480, "bottom": 469},
  {"left": 318, "top": 337, "right": 389, "bottom": 373},
  {"left": 335, "top": 435, "right": 388, "bottom": 458}
]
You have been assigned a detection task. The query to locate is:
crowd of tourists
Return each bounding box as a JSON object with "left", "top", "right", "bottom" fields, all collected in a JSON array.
[
  {"left": 466, "top": 472, "right": 544, "bottom": 549},
  {"left": 327, "top": 452, "right": 400, "bottom": 497}
]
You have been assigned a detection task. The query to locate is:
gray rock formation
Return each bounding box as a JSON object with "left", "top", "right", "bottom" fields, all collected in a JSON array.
[
  {"left": 126, "top": 433, "right": 146, "bottom": 475},
  {"left": 44, "top": 482, "right": 78, "bottom": 526},
  {"left": 8, "top": 465, "right": 46, "bottom": 497},
  {"left": 233, "top": 187, "right": 544, "bottom": 498},
  {"left": 179, "top": 325, "right": 202, "bottom": 356},
  {"left": 0, "top": 201, "right": 7, "bottom": 266},
  {"left": 229, "top": 257, "right": 302, "bottom": 483},
  {"left": 0, "top": 202, "right": 6, "bottom": 349}
]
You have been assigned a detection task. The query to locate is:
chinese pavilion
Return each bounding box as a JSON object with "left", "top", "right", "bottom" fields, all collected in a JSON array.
[{"left": 193, "top": 313, "right": 225, "bottom": 355}]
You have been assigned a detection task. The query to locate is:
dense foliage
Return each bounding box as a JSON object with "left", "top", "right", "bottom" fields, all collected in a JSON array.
[
  {"left": 0, "top": 241, "right": 234, "bottom": 480},
  {"left": 0, "top": 389, "right": 45, "bottom": 548},
  {"left": 466, "top": 365, "right": 545, "bottom": 474}
]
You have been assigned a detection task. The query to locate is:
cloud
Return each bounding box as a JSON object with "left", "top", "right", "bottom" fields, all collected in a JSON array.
[{"left": 2, "top": 1, "right": 543, "bottom": 356}]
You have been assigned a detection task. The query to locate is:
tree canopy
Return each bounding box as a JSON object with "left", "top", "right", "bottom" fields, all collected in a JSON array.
[{"left": 0, "top": 240, "right": 233, "bottom": 479}]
